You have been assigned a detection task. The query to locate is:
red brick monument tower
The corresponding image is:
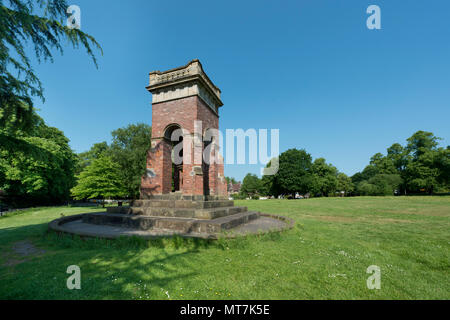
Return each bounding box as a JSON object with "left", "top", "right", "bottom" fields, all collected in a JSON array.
[
  {"left": 141, "top": 59, "right": 227, "bottom": 198},
  {"left": 50, "top": 60, "right": 293, "bottom": 239}
]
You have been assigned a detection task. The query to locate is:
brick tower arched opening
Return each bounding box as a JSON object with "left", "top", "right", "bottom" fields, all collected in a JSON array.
[
  {"left": 140, "top": 60, "right": 228, "bottom": 198},
  {"left": 163, "top": 124, "right": 183, "bottom": 192}
]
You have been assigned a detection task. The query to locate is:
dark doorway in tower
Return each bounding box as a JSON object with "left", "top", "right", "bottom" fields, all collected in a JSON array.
[
  {"left": 203, "top": 140, "right": 211, "bottom": 196},
  {"left": 164, "top": 124, "right": 183, "bottom": 192}
]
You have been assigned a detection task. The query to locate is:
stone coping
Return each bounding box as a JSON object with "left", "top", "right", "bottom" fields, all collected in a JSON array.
[
  {"left": 148, "top": 59, "right": 221, "bottom": 95},
  {"left": 146, "top": 60, "right": 223, "bottom": 111},
  {"left": 48, "top": 212, "right": 295, "bottom": 240}
]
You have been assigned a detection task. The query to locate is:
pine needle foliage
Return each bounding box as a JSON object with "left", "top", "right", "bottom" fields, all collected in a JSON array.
[{"left": 0, "top": 0, "right": 102, "bottom": 131}]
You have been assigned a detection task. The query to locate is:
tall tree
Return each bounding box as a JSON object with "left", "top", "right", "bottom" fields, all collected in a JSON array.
[
  {"left": 353, "top": 131, "right": 448, "bottom": 195},
  {"left": 0, "top": 0, "right": 102, "bottom": 132},
  {"left": 71, "top": 155, "right": 125, "bottom": 205},
  {"left": 386, "top": 143, "right": 409, "bottom": 194},
  {"left": 406, "top": 131, "right": 440, "bottom": 159},
  {"left": 352, "top": 164, "right": 378, "bottom": 185},
  {"left": 76, "top": 141, "right": 109, "bottom": 174},
  {"left": 405, "top": 149, "right": 440, "bottom": 194},
  {"left": 311, "top": 158, "right": 338, "bottom": 196},
  {"left": 260, "top": 157, "right": 279, "bottom": 196},
  {"left": 357, "top": 173, "right": 403, "bottom": 196},
  {"left": 337, "top": 173, "right": 354, "bottom": 196},
  {"left": 0, "top": 111, "right": 76, "bottom": 206},
  {"left": 369, "top": 153, "right": 397, "bottom": 174},
  {"left": 109, "top": 123, "right": 151, "bottom": 199},
  {"left": 405, "top": 131, "right": 443, "bottom": 194},
  {"left": 240, "top": 173, "right": 261, "bottom": 198},
  {"left": 387, "top": 143, "right": 408, "bottom": 172},
  {"left": 435, "top": 147, "right": 450, "bottom": 189},
  {"left": 274, "top": 149, "right": 314, "bottom": 195}
]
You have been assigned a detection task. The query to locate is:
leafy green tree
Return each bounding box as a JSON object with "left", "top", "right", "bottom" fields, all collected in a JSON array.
[
  {"left": 406, "top": 131, "right": 440, "bottom": 158},
  {"left": 0, "top": 111, "right": 76, "bottom": 206},
  {"left": 356, "top": 174, "right": 402, "bottom": 196},
  {"left": 260, "top": 157, "right": 279, "bottom": 196},
  {"left": 274, "top": 149, "right": 314, "bottom": 196},
  {"left": 387, "top": 143, "right": 408, "bottom": 172},
  {"left": 405, "top": 149, "right": 440, "bottom": 194},
  {"left": 337, "top": 173, "right": 354, "bottom": 196},
  {"left": 356, "top": 181, "right": 378, "bottom": 196},
  {"left": 369, "top": 153, "right": 397, "bottom": 174},
  {"left": 311, "top": 158, "right": 338, "bottom": 196},
  {"left": 260, "top": 174, "right": 273, "bottom": 196},
  {"left": 353, "top": 148, "right": 403, "bottom": 189},
  {"left": 109, "top": 123, "right": 151, "bottom": 199},
  {"left": 386, "top": 143, "right": 409, "bottom": 194},
  {"left": 352, "top": 165, "right": 378, "bottom": 185},
  {"left": 404, "top": 131, "right": 444, "bottom": 194},
  {"left": 76, "top": 142, "right": 109, "bottom": 174},
  {"left": 0, "top": 0, "right": 102, "bottom": 132},
  {"left": 353, "top": 153, "right": 404, "bottom": 196},
  {"left": 372, "top": 174, "right": 403, "bottom": 195},
  {"left": 257, "top": 130, "right": 448, "bottom": 198},
  {"left": 240, "top": 173, "right": 262, "bottom": 198},
  {"left": 351, "top": 172, "right": 365, "bottom": 186},
  {"left": 71, "top": 155, "right": 126, "bottom": 205},
  {"left": 353, "top": 145, "right": 407, "bottom": 195},
  {"left": 435, "top": 147, "right": 450, "bottom": 190}
]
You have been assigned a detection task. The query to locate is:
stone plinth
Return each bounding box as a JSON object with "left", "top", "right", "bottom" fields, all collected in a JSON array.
[{"left": 98, "top": 191, "right": 260, "bottom": 235}]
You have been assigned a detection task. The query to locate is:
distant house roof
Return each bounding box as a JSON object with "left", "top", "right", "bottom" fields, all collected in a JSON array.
[{"left": 228, "top": 183, "right": 241, "bottom": 193}]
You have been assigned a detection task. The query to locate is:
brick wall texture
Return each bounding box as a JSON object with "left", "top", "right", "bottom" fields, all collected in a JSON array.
[{"left": 141, "top": 95, "right": 227, "bottom": 197}]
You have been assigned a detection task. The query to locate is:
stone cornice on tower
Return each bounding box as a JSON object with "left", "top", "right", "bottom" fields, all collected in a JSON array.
[{"left": 146, "top": 59, "right": 223, "bottom": 115}]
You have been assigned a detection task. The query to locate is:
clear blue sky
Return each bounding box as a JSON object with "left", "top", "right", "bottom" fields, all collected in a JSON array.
[{"left": 33, "top": 0, "right": 449, "bottom": 181}]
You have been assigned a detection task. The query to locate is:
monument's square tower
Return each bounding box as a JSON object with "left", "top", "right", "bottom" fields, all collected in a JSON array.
[
  {"left": 49, "top": 60, "right": 293, "bottom": 239},
  {"left": 141, "top": 60, "right": 227, "bottom": 198}
]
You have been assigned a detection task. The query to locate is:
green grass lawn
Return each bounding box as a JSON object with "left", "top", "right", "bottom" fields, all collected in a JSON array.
[{"left": 0, "top": 197, "right": 449, "bottom": 299}]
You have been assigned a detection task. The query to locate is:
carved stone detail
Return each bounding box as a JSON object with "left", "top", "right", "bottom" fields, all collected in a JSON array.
[{"left": 146, "top": 60, "right": 222, "bottom": 114}]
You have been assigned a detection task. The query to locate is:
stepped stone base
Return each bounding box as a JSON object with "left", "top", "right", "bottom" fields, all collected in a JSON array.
[
  {"left": 107, "top": 201, "right": 246, "bottom": 220},
  {"left": 49, "top": 214, "right": 293, "bottom": 239},
  {"left": 101, "top": 193, "right": 260, "bottom": 234},
  {"left": 84, "top": 211, "right": 259, "bottom": 234},
  {"left": 49, "top": 193, "right": 294, "bottom": 239}
]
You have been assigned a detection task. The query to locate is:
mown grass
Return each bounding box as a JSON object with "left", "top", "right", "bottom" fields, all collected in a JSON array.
[{"left": 0, "top": 197, "right": 448, "bottom": 299}]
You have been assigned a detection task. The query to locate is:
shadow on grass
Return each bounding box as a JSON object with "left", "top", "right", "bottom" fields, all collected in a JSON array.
[
  {"left": 1, "top": 216, "right": 294, "bottom": 251},
  {"left": 0, "top": 222, "right": 50, "bottom": 244},
  {"left": 0, "top": 220, "right": 298, "bottom": 299},
  {"left": 0, "top": 223, "right": 205, "bottom": 299}
]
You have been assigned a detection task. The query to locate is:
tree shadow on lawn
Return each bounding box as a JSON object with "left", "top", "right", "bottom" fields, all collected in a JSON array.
[
  {"left": 0, "top": 220, "right": 51, "bottom": 247},
  {"left": 0, "top": 222, "right": 201, "bottom": 299}
]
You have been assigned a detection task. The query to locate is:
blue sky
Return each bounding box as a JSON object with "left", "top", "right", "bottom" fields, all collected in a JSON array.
[{"left": 32, "top": 0, "right": 449, "bottom": 181}]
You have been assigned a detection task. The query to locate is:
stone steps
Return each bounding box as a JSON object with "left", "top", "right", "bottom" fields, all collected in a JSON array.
[
  {"left": 101, "top": 192, "right": 259, "bottom": 235},
  {"left": 82, "top": 211, "right": 260, "bottom": 234},
  {"left": 129, "top": 206, "right": 248, "bottom": 220}
]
